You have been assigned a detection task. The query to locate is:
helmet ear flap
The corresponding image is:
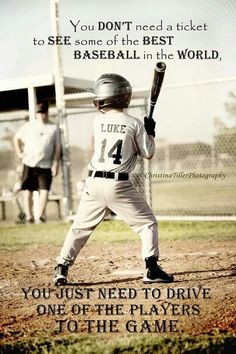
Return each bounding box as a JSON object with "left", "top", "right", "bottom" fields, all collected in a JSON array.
[{"left": 93, "top": 99, "right": 104, "bottom": 110}]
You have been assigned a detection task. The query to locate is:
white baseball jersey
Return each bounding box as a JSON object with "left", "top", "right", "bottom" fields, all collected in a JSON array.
[
  {"left": 89, "top": 110, "right": 155, "bottom": 173},
  {"left": 15, "top": 120, "right": 60, "bottom": 168}
]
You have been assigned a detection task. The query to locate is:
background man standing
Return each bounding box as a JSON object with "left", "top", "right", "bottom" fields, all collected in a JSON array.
[{"left": 13, "top": 101, "right": 61, "bottom": 223}]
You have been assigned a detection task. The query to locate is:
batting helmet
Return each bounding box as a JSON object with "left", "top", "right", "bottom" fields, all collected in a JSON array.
[{"left": 93, "top": 73, "right": 132, "bottom": 109}]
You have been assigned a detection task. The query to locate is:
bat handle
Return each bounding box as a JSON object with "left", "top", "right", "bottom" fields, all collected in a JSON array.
[{"left": 147, "top": 102, "right": 155, "bottom": 119}]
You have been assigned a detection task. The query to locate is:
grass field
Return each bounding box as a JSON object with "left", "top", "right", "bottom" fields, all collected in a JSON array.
[
  {"left": 1, "top": 220, "right": 236, "bottom": 251},
  {"left": 152, "top": 171, "right": 236, "bottom": 215},
  {"left": 1, "top": 220, "right": 236, "bottom": 353},
  {"left": 1, "top": 169, "right": 236, "bottom": 221},
  {"left": 1, "top": 332, "right": 236, "bottom": 354}
]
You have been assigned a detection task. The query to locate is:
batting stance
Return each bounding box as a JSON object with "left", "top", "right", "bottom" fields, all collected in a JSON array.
[{"left": 54, "top": 74, "right": 174, "bottom": 285}]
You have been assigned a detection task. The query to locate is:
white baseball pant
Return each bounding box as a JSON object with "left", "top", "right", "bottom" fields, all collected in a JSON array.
[{"left": 57, "top": 177, "right": 159, "bottom": 266}]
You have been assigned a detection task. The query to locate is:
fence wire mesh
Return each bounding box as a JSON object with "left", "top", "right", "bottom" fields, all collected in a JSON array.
[
  {"left": 64, "top": 85, "right": 236, "bottom": 217},
  {"left": 151, "top": 140, "right": 236, "bottom": 216},
  {"left": 0, "top": 83, "right": 236, "bottom": 222}
]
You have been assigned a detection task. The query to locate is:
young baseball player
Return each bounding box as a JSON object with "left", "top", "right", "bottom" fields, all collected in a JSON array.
[{"left": 54, "top": 74, "right": 174, "bottom": 285}]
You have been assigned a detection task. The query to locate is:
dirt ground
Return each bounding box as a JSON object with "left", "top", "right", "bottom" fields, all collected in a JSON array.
[{"left": 1, "top": 239, "right": 236, "bottom": 342}]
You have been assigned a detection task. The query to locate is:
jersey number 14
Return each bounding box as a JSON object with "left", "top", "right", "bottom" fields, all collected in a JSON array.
[{"left": 99, "top": 139, "right": 123, "bottom": 165}]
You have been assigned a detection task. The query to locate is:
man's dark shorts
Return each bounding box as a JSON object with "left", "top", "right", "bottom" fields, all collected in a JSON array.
[{"left": 21, "top": 165, "right": 52, "bottom": 191}]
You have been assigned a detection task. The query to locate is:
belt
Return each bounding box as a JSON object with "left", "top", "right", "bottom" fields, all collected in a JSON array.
[{"left": 88, "top": 170, "right": 129, "bottom": 181}]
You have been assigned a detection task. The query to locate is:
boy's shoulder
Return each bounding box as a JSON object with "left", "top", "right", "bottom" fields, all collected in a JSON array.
[
  {"left": 123, "top": 112, "right": 143, "bottom": 127},
  {"left": 95, "top": 110, "right": 144, "bottom": 129}
]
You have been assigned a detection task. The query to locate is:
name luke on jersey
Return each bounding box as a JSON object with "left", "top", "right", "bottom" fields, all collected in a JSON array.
[{"left": 101, "top": 123, "right": 126, "bottom": 134}]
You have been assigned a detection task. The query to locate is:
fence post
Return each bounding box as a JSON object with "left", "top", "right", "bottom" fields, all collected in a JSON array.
[
  {"left": 27, "top": 87, "right": 37, "bottom": 122},
  {"left": 51, "top": 0, "right": 73, "bottom": 218}
]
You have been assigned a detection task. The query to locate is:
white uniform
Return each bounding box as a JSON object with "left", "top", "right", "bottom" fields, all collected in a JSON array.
[
  {"left": 15, "top": 120, "right": 60, "bottom": 168},
  {"left": 57, "top": 109, "right": 159, "bottom": 265}
]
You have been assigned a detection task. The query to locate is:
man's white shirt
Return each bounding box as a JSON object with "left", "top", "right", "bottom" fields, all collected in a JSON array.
[{"left": 16, "top": 120, "right": 60, "bottom": 168}]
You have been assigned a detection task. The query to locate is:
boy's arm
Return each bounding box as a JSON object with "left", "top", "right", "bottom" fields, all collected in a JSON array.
[
  {"left": 146, "top": 135, "right": 155, "bottom": 160},
  {"left": 135, "top": 120, "right": 156, "bottom": 160}
]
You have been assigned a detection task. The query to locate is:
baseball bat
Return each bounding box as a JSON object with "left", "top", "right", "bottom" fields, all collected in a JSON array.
[{"left": 147, "top": 62, "right": 166, "bottom": 119}]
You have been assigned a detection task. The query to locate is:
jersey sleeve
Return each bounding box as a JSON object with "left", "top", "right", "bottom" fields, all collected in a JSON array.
[{"left": 134, "top": 119, "right": 155, "bottom": 159}]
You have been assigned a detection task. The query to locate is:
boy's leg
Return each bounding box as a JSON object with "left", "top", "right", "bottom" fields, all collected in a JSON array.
[
  {"left": 107, "top": 180, "right": 158, "bottom": 260},
  {"left": 107, "top": 180, "right": 173, "bottom": 283},
  {"left": 54, "top": 179, "right": 107, "bottom": 285},
  {"left": 57, "top": 205, "right": 107, "bottom": 266}
]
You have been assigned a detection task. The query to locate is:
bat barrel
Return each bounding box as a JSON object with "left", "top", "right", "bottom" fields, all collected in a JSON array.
[{"left": 147, "top": 62, "right": 166, "bottom": 119}]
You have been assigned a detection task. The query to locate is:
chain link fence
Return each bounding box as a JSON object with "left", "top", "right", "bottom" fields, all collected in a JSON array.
[
  {"left": 0, "top": 85, "right": 236, "bottom": 222},
  {"left": 151, "top": 140, "right": 236, "bottom": 216},
  {"left": 64, "top": 85, "right": 236, "bottom": 218}
]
